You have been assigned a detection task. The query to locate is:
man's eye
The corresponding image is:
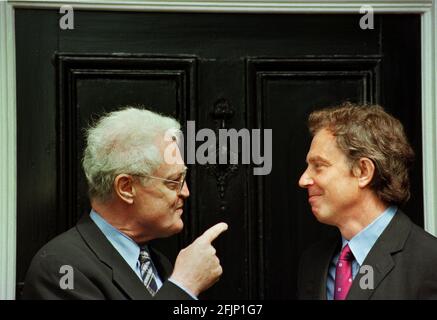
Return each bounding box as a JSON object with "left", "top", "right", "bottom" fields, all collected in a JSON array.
[{"left": 164, "top": 181, "right": 177, "bottom": 189}]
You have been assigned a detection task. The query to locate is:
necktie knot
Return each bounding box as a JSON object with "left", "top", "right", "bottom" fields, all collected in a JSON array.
[
  {"left": 339, "top": 244, "right": 354, "bottom": 261},
  {"left": 139, "top": 249, "right": 150, "bottom": 264}
]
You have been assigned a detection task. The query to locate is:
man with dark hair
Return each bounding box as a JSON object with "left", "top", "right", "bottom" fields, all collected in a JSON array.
[
  {"left": 297, "top": 102, "right": 437, "bottom": 300},
  {"left": 23, "top": 107, "right": 227, "bottom": 300}
]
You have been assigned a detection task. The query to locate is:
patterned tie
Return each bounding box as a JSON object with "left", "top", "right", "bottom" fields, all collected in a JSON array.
[
  {"left": 334, "top": 244, "right": 354, "bottom": 300},
  {"left": 139, "top": 248, "right": 158, "bottom": 296}
]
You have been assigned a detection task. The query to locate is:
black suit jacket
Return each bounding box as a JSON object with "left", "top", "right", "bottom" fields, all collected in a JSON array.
[
  {"left": 22, "top": 215, "right": 194, "bottom": 300},
  {"left": 298, "top": 210, "right": 437, "bottom": 300}
]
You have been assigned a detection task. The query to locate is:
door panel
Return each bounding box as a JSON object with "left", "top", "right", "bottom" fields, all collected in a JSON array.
[
  {"left": 56, "top": 55, "right": 197, "bottom": 264},
  {"left": 247, "top": 57, "right": 381, "bottom": 298}
]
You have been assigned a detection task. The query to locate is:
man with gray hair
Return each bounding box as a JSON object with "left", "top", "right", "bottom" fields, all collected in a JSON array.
[{"left": 22, "top": 107, "right": 227, "bottom": 300}]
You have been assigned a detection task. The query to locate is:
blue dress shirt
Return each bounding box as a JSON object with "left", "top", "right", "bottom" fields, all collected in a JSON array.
[
  {"left": 90, "top": 210, "right": 197, "bottom": 299},
  {"left": 326, "top": 206, "right": 397, "bottom": 300}
]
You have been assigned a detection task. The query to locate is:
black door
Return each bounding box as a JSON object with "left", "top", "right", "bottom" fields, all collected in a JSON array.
[{"left": 16, "top": 10, "right": 422, "bottom": 299}]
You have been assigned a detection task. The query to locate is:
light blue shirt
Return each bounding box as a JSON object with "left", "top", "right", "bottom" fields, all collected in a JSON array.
[
  {"left": 326, "top": 206, "right": 397, "bottom": 300},
  {"left": 90, "top": 210, "right": 197, "bottom": 299}
]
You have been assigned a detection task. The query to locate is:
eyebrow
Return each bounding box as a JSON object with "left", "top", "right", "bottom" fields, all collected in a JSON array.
[
  {"left": 307, "top": 156, "right": 331, "bottom": 165},
  {"left": 167, "top": 167, "right": 188, "bottom": 180}
]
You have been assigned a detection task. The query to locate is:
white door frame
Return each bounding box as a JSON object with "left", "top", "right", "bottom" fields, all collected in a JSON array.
[{"left": 1, "top": 0, "right": 436, "bottom": 299}]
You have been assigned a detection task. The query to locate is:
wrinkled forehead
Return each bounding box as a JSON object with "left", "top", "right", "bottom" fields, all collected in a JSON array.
[{"left": 156, "top": 138, "right": 186, "bottom": 175}]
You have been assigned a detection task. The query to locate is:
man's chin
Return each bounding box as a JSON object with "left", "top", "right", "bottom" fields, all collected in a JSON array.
[
  {"left": 310, "top": 206, "right": 320, "bottom": 217},
  {"left": 311, "top": 207, "right": 325, "bottom": 221},
  {"left": 169, "top": 220, "right": 184, "bottom": 235},
  {"left": 312, "top": 209, "right": 336, "bottom": 226},
  {"left": 175, "top": 220, "right": 184, "bottom": 232},
  {"left": 157, "top": 220, "right": 184, "bottom": 239}
]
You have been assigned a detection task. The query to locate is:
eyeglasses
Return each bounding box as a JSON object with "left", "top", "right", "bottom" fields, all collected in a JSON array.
[{"left": 136, "top": 168, "right": 187, "bottom": 194}]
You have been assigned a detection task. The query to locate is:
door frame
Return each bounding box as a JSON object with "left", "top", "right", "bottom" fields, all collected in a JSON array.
[{"left": 1, "top": 0, "right": 436, "bottom": 299}]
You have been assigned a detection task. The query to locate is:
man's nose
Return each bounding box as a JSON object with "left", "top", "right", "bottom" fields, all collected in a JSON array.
[
  {"left": 298, "top": 169, "right": 313, "bottom": 188},
  {"left": 179, "top": 181, "right": 190, "bottom": 198}
]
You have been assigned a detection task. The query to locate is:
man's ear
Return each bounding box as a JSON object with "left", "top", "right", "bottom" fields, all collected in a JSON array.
[
  {"left": 114, "top": 174, "right": 136, "bottom": 204},
  {"left": 355, "top": 157, "right": 375, "bottom": 188}
]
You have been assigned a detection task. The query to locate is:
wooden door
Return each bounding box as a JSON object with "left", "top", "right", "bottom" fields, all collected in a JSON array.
[{"left": 16, "top": 10, "right": 422, "bottom": 299}]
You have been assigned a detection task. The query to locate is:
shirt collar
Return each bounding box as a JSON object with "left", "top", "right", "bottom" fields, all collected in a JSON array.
[
  {"left": 341, "top": 205, "right": 397, "bottom": 265},
  {"left": 90, "top": 209, "right": 141, "bottom": 272}
]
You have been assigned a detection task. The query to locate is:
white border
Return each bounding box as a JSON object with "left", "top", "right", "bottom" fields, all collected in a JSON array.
[
  {"left": 422, "top": 4, "right": 437, "bottom": 245},
  {"left": 0, "top": 0, "right": 17, "bottom": 301},
  {"left": 8, "top": 0, "right": 433, "bottom": 14},
  {"left": 6, "top": 1, "right": 434, "bottom": 13},
  {"left": 1, "top": 0, "right": 436, "bottom": 299}
]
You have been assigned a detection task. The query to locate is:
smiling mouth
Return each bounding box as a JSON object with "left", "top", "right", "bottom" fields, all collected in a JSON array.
[{"left": 308, "top": 195, "right": 322, "bottom": 201}]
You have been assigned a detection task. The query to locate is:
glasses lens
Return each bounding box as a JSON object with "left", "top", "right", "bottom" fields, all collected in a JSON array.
[{"left": 178, "top": 171, "right": 187, "bottom": 194}]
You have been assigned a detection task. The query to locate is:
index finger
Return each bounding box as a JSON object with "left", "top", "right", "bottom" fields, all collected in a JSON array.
[{"left": 200, "top": 222, "right": 228, "bottom": 243}]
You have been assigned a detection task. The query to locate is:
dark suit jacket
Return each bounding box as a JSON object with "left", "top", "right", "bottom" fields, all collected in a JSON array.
[
  {"left": 22, "top": 215, "right": 194, "bottom": 300},
  {"left": 298, "top": 210, "right": 437, "bottom": 300}
]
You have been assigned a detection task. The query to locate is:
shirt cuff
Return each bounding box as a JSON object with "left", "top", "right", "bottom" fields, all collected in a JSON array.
[{"left": 168, "top": 278, "right": 199, "bottom": 300}]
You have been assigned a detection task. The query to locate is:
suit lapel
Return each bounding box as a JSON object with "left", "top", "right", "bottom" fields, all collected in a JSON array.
[
  {"left": 347, "top": 246, "right": 395, "bottom": 300},
  {"left": 347, "top": 211, "right": 412, "bottom": 300},
  {"left": 76, "top": 215, "right": 151, "bottom": 300},
  {"left": 302, "top": 231, "right": 340, "bottom": 300},
  {"left": 316, "top": 240, "right": 340, "bottom": 300}
]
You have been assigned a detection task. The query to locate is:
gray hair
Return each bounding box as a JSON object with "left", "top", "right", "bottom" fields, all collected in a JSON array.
[{"left": 82, "top": 107, "right": 181, "bottom": 201}]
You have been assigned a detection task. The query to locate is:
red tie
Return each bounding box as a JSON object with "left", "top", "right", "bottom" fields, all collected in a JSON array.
[{"left": 334, "top": 244, "right": 354, "bottom": 300}]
